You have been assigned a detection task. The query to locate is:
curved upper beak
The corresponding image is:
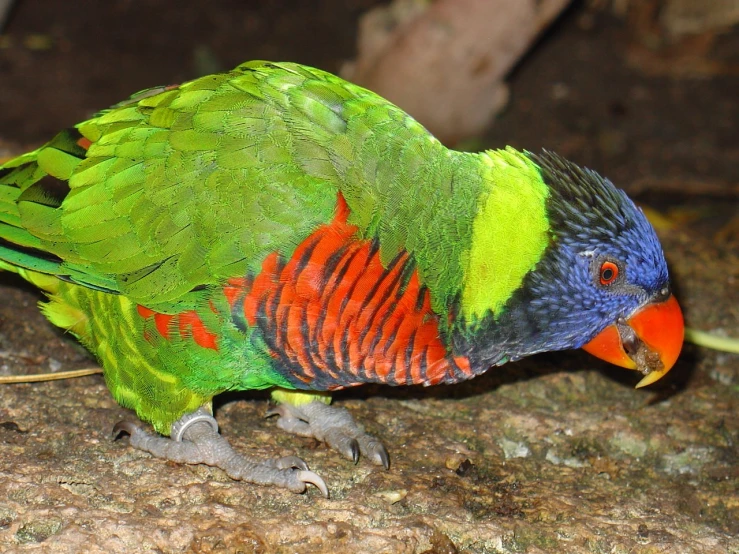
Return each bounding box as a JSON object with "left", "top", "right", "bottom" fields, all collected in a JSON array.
[{"left": 582, "top": 295, "right": 684, "bottom": 387}]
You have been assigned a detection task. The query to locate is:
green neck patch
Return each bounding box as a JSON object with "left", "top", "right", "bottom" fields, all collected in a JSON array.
[{"left": 461, "top": 148, "right": 550, "bottom": 321}]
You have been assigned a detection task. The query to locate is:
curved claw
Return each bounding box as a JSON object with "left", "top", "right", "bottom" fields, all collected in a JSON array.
[
  {"left": 297, "top": 470, "right": 329, "bottom": 498},
  {"left": 374, "top": 444, "right": 390, "bottom": 470},
  {"left": 357, "top": 436, "right": 390, "bottom": 469},
  {"left": 273, "top": 455, "right": 309, "bottom": 471},
  {"left": 349, "top": 439, "right": 360, "bottom": 464},
  {"left": 264, "top": 406, "right": 284, "bottom": 419},
  {"left": 112, "top": 420, "right": 141, "bottom": 440}
]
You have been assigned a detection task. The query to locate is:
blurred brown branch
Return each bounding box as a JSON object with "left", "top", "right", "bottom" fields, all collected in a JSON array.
[{"left": 343, "top": 0, "right": 572, "bottom": 144}]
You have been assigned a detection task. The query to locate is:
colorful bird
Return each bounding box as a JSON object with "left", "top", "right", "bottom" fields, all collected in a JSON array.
[{"left": 0, "top": 61, "right": 684, "bottom": 496}]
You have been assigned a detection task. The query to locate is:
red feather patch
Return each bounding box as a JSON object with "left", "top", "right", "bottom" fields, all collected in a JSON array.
[
  {"left": 136, "top": 305, "right": 218, "bottom": 351},
  {"left": 225, "top": 193, "right": 471, "bottom": 388}
]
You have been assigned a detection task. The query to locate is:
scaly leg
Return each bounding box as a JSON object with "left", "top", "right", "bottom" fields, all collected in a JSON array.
[
  {"left": 113, "top": 407, "right": 328, "bottom": 497},
  {"left": 266, "top": 393, "right": 389, "bottom": 469}
]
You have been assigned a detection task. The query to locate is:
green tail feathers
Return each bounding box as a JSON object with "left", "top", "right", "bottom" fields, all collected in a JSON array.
[
  {"left": 0, "top": 143, "right": 65, "bottom": 276},
  {"left": 0, "top": 129, "right": 118, "bottom": 293}
]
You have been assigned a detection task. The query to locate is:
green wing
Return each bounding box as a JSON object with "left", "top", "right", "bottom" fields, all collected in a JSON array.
[{"left": 1, "top": 61, "right": 488, "bottom": 315}]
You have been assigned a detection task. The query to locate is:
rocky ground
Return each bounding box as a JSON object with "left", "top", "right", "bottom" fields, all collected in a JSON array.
[{"left": 0, "top": 2, "right": 737, "bottom": 553}]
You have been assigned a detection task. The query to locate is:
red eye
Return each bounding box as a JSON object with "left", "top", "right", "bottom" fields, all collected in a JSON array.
[{"left": 600, "top": 261, "right": 619, "bottom": 285}]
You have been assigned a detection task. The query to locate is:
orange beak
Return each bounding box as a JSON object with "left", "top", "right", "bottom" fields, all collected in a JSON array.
[{"left": 582, "top": 295, "right": 684, "bottom": 387}]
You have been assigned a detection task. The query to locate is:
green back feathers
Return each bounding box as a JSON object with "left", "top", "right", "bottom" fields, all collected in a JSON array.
[{"left": 0, "top": 61, "right": 469, "bottom": 312}]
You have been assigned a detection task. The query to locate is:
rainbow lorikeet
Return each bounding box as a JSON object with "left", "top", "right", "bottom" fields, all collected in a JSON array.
[{"left": 0, "top": 61, "right": 683, "bottom": 496}]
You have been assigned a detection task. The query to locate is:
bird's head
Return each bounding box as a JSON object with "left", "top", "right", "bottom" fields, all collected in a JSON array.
[
  {"left": 456, "top": 149, "right": 683, "bottom": 387},
  {"left": 527, "top": 151, "right": 683, "bottom": 386}
]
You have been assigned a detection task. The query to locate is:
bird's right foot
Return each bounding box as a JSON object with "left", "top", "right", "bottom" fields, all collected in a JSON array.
[{"left": 266, "top": 400, "right": 389, "bottom": 469}]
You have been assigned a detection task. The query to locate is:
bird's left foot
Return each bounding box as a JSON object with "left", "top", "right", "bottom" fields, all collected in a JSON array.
[
  {"left": 113, "top": 408, "right": 328, "bottom": 497},
  {"left": 266, "top": 401, "right": 389, "bottom": 469}
]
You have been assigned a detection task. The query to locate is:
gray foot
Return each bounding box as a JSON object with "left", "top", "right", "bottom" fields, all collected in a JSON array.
[
  {"left": 266, "top": 401, "right": 389, "bottom": 469},
  {"left": 113, "top": 408, "right": 328, "bottom": 497}
]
